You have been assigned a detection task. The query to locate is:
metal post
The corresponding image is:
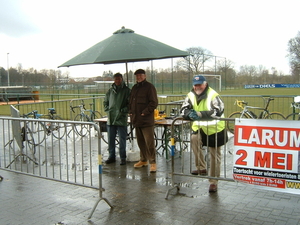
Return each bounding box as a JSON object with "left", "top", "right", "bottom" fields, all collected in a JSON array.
[
  {"left": 189, "top": 54, "right": 192, "bottom": 91},
  {"left": 151, "top": 61, "right": 154, "bottom": 85},
  {"left": 203, "top": 54, "right": 205, "bottom": 73},
  {"left": 224, "top": 57, "right": 227, "bottom": 90},
  {"left": 171, "top": 58, "right": 173, "bottom": 94},
  {"left": 7, "top": 53, "right": 10, "bottom": 86},
  {"left": 125, "top": 62, "right": 129, "bottom": 85},
  {"left": 22, "top": 72, "right": 24, "bottom": 86}
]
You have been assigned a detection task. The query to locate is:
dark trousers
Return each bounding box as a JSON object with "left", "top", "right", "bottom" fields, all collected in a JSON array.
[
  {"left": 107, "top": 125, "right": 127, "bottom": 160},
  {"left": 135, "top": 126, "right": 156, "bottom": 164}
]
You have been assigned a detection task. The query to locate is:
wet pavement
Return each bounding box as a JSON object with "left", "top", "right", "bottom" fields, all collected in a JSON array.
[{"left": 1, "top": 149, "right": 300, "bottom": 225}]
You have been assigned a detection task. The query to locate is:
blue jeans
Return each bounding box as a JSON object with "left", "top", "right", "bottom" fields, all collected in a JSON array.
[{"left": 107, "top": 125, "right": 127, "bottom": 160}]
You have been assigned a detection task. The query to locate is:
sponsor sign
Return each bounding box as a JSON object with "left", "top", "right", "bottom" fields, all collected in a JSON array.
[
  {"left": 244, "top": 84, "right": 300, "bottom": 89},
  {"left": 233, "top": 119, "right": 300, "bottom": 194}
]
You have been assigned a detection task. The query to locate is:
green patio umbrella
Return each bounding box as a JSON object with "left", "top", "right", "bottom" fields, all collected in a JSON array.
[{"left": 58, "top": 26, "right": 189, "bottom": 83}]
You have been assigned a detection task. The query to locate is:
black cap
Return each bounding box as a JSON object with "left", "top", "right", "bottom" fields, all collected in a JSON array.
[
  {"left": 113, "top": 73, "right": 123, "bottom": 78},
  {"left": 134, "top": 69, "right": 145, "bottom": 75}
]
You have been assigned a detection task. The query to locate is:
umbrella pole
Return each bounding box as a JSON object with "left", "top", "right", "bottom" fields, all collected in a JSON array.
[{"left": 125, "top": 62, "right": 129, "bottom": 85}]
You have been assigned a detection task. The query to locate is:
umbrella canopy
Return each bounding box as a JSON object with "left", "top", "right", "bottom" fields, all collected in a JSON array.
[{"left": 59, "top": 26, "right": 188, "bottom": 67}]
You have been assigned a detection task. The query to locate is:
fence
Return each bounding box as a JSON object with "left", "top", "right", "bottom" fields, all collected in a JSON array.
[
  {"left": 1, "top": 103, "right": 297, "bottom": 208},
  {"left": 12, "top": 97, "right": 105, "bottom": 121},
  {"left": 0, "top": 115, "right": 103, "bottom": 188},
  {"left": 164, "top": 117, "right": 234, "bottom": 199},
  {"left": 9, "top": 95, "right": 187, "bottom": 119},
  {"left": 0, "top": 94, "right": 295, "bottom": 120},
  {"left": 0, "top": 109, "right": 234, "bottom": 187},
  {"left": 0, "top": 113, "right": 115, "bottom": 218}
]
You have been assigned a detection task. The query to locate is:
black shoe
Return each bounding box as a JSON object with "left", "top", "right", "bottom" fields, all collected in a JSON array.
[
  {"left": 120, "top": 159, "right": 126, "bottom": 165},
  {"left": 105, "top": 158, "right": 116, "bottom": 164},
  {"left": 191, "top": 170, "right": 199, "bottom": 175}
]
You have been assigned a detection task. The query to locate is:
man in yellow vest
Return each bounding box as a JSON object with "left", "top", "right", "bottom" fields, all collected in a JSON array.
[{"left": 180, "top": 75, "right": 228, "bottom": 192}]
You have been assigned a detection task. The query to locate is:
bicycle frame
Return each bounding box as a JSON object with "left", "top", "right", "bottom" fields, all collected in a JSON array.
[
  {"left": 23, "top": 108, "right": 65, "bottom": 142},
  {"left": 70, "top": 102, "right": 102, "bottom": 137},
  {"left": 241, "top": 105, "right": 266, "bottom": 119},
  {"left": 227, "top": 97, "right": 285, "bottom": 134},
  {"left": 71, "top": 103, "right": 96, "bottom": 122},
  {"left": 237, "top": 97, "right": 275, "bottom": 119}
]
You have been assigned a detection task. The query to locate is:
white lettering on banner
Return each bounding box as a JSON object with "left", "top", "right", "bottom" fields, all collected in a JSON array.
[
  {"left": 235, "top": 126, "right": 300, "bottom": 150},
  {"left": 259, "top": 84, "right": 276, "bottom": 88},
  {"left": 291, "top": 131, "right": 300, "bottom": 147},
  {"left": 234, "top": 147, "right": 299, "bottom": 172}
]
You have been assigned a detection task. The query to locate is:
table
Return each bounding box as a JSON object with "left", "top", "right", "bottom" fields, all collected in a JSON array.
[
  {"left": 154, "top": 118, "right": 190, "bottom": 159},
  {"left": 94, "top": 117, "right": 191, "bottom": 159}
]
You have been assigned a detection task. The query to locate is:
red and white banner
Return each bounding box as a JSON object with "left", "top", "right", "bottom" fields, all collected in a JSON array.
[{"left": 233, "top": 118, "right": 300, "bottom": 194}]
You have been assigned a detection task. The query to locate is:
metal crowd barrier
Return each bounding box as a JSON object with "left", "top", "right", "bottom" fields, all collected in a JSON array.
[
  {"left": 165, "top": 117, "right": 235, "bottom": 199},
  {"left": 14, "top": 96, "right": 106, "bottom": 120},
  {"left": 0, "top": 115, "right": 113, "bottom": 217}
]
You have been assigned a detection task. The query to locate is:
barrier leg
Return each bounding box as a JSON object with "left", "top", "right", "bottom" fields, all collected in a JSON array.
[
  {"left": 88, "top": 154, "right": 113, "bottom": 220},
  {"left": 165, "top": 138, "right": 180, "bottom": 199}
]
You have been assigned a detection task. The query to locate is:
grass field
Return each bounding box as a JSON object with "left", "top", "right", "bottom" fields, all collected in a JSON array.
[{"left": 0, "top": 88, "right": 298, "bottom": 118}]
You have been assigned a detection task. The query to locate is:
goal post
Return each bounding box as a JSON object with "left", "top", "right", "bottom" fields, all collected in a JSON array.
[{"left": 200, "top": 74, "right": 222, "bottom": 92}]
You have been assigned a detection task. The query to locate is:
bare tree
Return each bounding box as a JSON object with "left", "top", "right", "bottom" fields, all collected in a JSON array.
[
  {"left": 216, "top": 59, "right": 234, "bottom": 71},
  {"left": 257, "top": 65, "right": 269, "bottom": 83},
  {"left": 216, "top": 59, "right": 236, "bottom": 89},
  {"left": 176, "top": 47, "right": 213, "bottom": 74},
  {"left": 287, "top": 31, "right": 300, "bottom": 82}
]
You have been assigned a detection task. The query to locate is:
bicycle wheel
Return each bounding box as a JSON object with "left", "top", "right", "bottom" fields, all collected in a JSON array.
[
  {"left": 26, "top": 120, "right": 46, "bottom": 145},
  {"left": 50, "top": 116, "right": 66, "bottom": 139},
  {"left": 227, "top": 112, "right": 245, "bottom": 134},
  {"left": 22, "top": 126, "right": 36, "bottom": 155},
  {"left": 74, "top": 114, "right": 90, "bottom": 137},
  {"left": 285, "top": 113, "right": 300, "bottom": 120},
  {"left": 265, "top": 112, "right": 286, "bottom": 120}
]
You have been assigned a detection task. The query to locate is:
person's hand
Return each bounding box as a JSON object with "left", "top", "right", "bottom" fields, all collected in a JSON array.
[{"left": 188, "top": 109, "right": 201, "bottom": 120}]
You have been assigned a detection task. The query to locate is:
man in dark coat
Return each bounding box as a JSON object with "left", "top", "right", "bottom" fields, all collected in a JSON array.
[
  {"left": 129, "top": 69, "right": 158, "bottom": 172},
  {"left": 104, "top": 73, "right": 130, "bottom": 165}
]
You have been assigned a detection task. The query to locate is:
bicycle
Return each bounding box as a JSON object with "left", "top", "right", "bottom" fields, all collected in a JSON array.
[
  {"left": 23, "top": 108, "right": 66, "bottom": 145},
  {"left": 227, "top": 97, "right": 285, "bottom": 134},
  {"left": 42, "top": 108, "right": 66, "bottom": 139},
  {"left": 70, "top": 101, "right": 102, "bottom": 137},
  {"left": 285, "top": 101, "right": 300, "bottom": 120}
]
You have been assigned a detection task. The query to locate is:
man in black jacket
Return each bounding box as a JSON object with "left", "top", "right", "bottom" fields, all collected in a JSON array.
[{"left": 129, "top": 69, "right": 158, "bottom": 173}]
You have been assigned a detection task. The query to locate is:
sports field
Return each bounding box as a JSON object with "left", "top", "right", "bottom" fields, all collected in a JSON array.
[{"left": 0, "top": 88, "right": 298, "bottom": 117}]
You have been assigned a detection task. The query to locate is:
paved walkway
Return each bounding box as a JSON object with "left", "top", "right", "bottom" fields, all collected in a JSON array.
[{"left": 1, "top": 153, "right": 300, "bottom": 225}]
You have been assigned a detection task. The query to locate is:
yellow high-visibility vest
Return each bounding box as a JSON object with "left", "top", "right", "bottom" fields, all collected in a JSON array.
[{"left": 187, "top": 87, "right": 225, "bottom": 135}]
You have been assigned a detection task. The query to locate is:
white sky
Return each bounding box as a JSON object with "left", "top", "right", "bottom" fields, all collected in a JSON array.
[{"left": 0, "top": 0, "right": 299, "bottom": 78}]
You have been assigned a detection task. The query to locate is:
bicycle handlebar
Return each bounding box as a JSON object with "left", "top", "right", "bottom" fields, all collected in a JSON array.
[
  {"left": 70, "top": 105, "right": 79, "bottom": 113},
  {"left": 235, "top": 100, "right": 248, "bottom": 108},
  {"left": 70, "top": 105, "right": 87, "bottom": 113}
]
